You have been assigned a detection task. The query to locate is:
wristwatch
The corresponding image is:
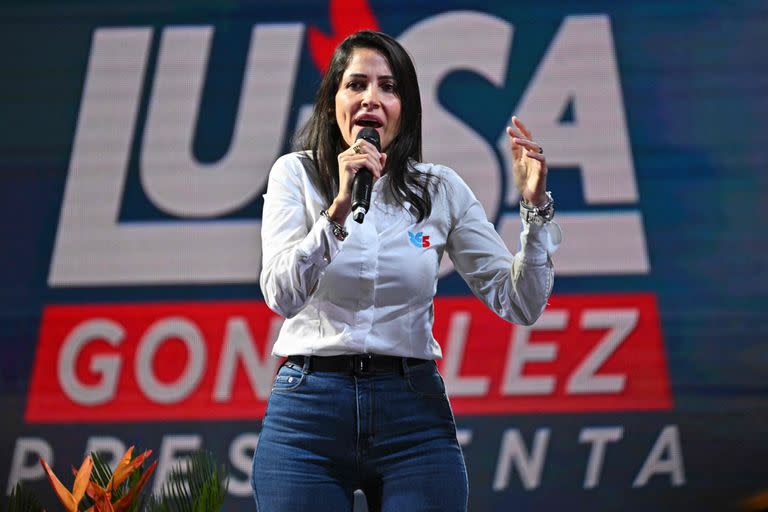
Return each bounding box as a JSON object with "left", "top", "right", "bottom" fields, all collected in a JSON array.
[
  {"left": 519, "top": 191, "right": 555, "bottom": 226},
  {"left": 320, "top": 209, "right": 349, "bottom": 241}
]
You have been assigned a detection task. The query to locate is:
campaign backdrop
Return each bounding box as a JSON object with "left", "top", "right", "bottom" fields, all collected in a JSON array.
[{"left": 1, "top": 0, "right": 767, "bottom": 510}]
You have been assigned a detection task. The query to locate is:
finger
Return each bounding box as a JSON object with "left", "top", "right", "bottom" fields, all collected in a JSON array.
[
  {"left": 526, "top": 151, "right": 548, "bottom": 166},
  {"left": 343, "top": 153, "right": 381, "bottom": 179},
  {"left": 506, "top": 127, "right": 523, "bottom": 158},
  {"left": 358, "top": 139, "right": 377, "bottom": 150},
  {"left": 339, "top": 154, "right": 368, "bottom": 174},
  {"left": 365, "top": 153, "right": 382, "bottom": 179},
  {"left": 513, "top": 137, "right": 542, "bottom": 153},
  {"left": 354, "top": 139, "right": 381, "bottom": 155},
  {"left": 339, "top": 153, "right": 362, "bottom": 166},
  {"left": 512, "top": 116, "right": 533, "bottom": 139},
  {"left": 506, "top": 124, "right": 525, "bottom": 140},
  {"left": 348, "top": 141, "right": 368, "bottom": 156},
  {"left": 352, "top": 154, "right": 373, "bottom": 167}
]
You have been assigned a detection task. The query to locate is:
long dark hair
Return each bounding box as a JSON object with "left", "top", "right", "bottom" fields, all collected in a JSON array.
[{"left": 296, "top": 30, "right": 434, "bottom": 222}]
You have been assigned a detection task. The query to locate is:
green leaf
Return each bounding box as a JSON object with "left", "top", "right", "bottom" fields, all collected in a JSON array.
[
  {"left": 144, "top": 451, "right": 229, "bottom": 512},
  {"left": 90, "top": 452, "right": 114, "bottom": 490},
  {"left": 5, "top": 482, "right": 45, "bottom": 512}
]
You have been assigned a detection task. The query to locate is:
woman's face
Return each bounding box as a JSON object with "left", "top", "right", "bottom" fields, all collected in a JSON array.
[{"left": 335, "top": 47, "right": 402, "bottom": 152}]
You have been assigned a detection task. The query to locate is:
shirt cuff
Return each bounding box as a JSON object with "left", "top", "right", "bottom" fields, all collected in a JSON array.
[
  {"left": 295, "top": 215, "right": 346, "bottom": 269},
  {"left": 519, "top": 220, "right": 562, "bottom": 265}
]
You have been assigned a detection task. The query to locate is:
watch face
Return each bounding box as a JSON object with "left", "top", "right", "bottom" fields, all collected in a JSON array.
[{"left": 526, "top": 211, "right": 544, "bottom": 225}]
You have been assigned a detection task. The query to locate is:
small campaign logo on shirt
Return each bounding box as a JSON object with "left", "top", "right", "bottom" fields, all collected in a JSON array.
[{"left": 408, "top": 231, "right": 431, "bottom": 248}]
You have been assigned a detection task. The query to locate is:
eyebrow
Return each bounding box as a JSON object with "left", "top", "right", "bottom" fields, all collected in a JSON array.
[{"left": 345, "top": 73, "right": 396, "bottom": 81}]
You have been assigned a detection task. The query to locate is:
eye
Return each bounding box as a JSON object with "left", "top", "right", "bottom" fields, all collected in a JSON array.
[
  {"left": 381, "top": 81, "right": 397, "bottom": 93},
  {"left": 346, "top": 80, "right": 365, "bottom": 91}
]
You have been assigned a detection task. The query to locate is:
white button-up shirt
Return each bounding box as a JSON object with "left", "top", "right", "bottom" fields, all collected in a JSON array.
[{"left": 260, "top": 152, "right": 560, "bottom": 359}]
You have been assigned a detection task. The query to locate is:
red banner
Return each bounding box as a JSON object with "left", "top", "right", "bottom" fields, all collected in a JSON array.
[
  {"left": 26, "top": 294, "right": 671, "bottom": 423},
  {"left": 435, "top": 293, "right": 671, "bottom": 414}
]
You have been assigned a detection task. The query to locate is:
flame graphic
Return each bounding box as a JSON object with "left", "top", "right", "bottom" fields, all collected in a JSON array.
[{"left": 308, "top": 0, "right": 381, "bottom": 73}]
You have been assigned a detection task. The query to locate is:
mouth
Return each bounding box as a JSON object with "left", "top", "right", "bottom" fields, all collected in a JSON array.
[{"left": 353, "top": 115, "right": 384, "bottom": 129}]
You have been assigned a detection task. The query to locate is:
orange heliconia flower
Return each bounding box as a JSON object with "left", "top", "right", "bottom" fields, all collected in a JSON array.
[
  {"left": 83, "top": 446, "right": 157, "bottom": 512},
  {"left": 42, "top": 446, "right": 156, "bottom": 512},
  {"left": 40, "top": 454, "right": 93, "bottom": 512}
]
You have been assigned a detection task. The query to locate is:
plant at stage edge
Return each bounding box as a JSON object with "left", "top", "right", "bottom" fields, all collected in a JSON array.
[
  {"left": 39, "top": 446, "right": 156, "bottom": 512},
  {"left": 83, "top": 447, "right": 157, "bottom": 512}
]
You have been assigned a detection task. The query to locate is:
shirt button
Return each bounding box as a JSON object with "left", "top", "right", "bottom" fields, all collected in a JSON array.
[{"left": 324, "top": 256, "right": 330, "bottom": 263}]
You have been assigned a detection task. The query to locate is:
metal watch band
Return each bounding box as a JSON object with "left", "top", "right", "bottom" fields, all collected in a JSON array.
[
  {"left": 519, "top": 191, "right": 555, "bottom": 226},
  {"left": 320, "top": 209, "right": 349, "bottom": 241}
]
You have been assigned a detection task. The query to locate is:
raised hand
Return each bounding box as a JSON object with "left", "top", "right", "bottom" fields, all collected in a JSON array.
[{"left": 506, "top": 116, "right": 548, "bottom": 206}]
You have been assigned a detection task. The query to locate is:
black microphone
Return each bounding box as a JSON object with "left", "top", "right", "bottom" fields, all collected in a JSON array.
[{"left": 351, "top": 127, "right": 381, "bottom": 224}]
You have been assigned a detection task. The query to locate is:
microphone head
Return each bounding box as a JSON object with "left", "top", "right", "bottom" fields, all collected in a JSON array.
[{"left": 356, "top": 127, "right": 381, "bottom": 151}]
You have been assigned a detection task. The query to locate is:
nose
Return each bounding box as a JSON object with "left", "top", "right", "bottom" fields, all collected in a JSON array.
[{"left": 361, "top": 84, "right": 380, "bottom": 109}]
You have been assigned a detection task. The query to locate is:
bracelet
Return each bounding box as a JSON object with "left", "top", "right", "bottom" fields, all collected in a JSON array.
[
  {"left": 519, "top": 191, "right": 555, "bottom": 226},
  {"left": 320, "top": 209, "right": 349, "bottom": 241}
]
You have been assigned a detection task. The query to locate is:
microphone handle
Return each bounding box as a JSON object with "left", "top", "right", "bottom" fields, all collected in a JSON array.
[{"left": 351, "top": 168, "right": 373, "bottom": 224}]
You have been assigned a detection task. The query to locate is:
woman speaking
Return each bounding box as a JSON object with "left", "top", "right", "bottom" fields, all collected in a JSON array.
[{"left": 252, "top": 30, "right": 559, "bottom": 512}]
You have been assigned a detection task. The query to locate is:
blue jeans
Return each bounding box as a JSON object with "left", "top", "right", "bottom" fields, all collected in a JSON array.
[{"left": 251, "top": 357, "right": 468, "bottom": 511}]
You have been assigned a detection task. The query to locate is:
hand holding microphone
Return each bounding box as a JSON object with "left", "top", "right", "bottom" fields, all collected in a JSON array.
[
  {"left": 350, "top": 127, "right": 381, "bottom": 223},
  {"left": 330, "top": 127, "right": 384, "bottom": 228}
]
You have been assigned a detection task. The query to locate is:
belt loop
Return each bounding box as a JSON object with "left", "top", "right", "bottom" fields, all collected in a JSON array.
[
  {"left": 400, "top": 357, "right": 410, "bottom": 375},
  {"left": 302, "top": 356, "right": 312, "bottom": 374}
]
